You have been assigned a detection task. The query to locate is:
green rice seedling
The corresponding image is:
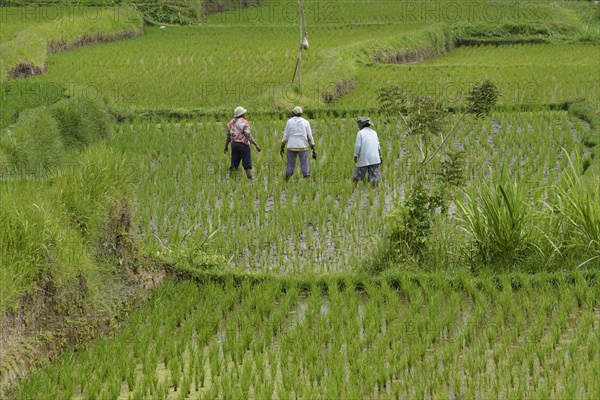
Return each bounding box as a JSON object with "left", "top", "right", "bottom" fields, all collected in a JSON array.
[
  {"left": 177, "top": 374, "right": 192, "bottom": 400},
  {"left": 84, "top": 376, "right": 103, "bottom": 400}
]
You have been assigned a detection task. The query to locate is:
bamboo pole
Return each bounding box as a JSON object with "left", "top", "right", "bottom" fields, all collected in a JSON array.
[{"left": 298, "top": 0, "right": 303, "bottom": 89}]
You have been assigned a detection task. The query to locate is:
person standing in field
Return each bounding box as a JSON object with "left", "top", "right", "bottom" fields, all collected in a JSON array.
[
  {"left": 280, "top": 106, "right": 316, "bottom": 180},
  {"left": 224, "top": 106, "right": 262, "bottom": 180},
  {"left": 353, "top": 116, "right": 382, "bottom": 186}
]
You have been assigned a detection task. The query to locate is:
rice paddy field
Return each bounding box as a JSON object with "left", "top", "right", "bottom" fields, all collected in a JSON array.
[
  {"left": 12, "top": 276, "right": 600, "bottom": 399},
  {"left": 109, "top": 110, "right": 593, "bottom": 273},
  {"left": 2, "top": 0, "right": 600, "bottom": 399}
]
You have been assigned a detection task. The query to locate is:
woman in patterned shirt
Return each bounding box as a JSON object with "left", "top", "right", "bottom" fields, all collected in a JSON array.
[{"left": 224, "top": 106, "right": 262, "bottom": 180}]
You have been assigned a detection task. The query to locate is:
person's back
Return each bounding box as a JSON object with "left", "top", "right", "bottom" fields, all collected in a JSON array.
[
  {"left": 353, "top": 117, "right": 381, "bottom": 185},
  {"left": 284, "top": 116, "right": 312, "bottom": 149},
  {"left": 281, "top": 107, "right": 316, "bottom": 179},
  {"left": 355, "top": 126, "right": 380, "bottom": 167},
  {"left": 224, "top": 106, "right": 261, "bottom": 180}
]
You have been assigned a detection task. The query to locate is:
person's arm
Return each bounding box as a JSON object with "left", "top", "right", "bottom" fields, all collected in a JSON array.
[
  {"left": 280, "top": 139, "right": 287, "bottom": 156},
  {"left": 224, "top": 129, "right": 231, "bottom": 154},
  {"left": 306, "top": 121, "right": 317, "bottom": 160},
  {"left": 243, "top": 122, "right": 261, "bottom": 152},
  {"left": 378, "top": 135, "right": 382, "bottom": 164},
  {"left": 354, "top": 132, "right": 362, "bottom": 163},
  {"left": 281, "top": 120, "right": 291, "bottom": 156},
  {"left": 306, "top": 121, "right": 315, "bottom": 151}
]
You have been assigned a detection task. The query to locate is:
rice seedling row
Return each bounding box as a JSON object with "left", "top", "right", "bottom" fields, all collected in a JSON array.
[
  {"left": 26, "top": 23, "right": 598, "bottom": 109},
  {"left": 11, "top": 275, "right": 599, "bottom": 399},
  {"left": 108, "top": 111, "right": 592, "bottom": 273},
  {"left": 203, "top": 0, "right": 573, "bottom": 27}
]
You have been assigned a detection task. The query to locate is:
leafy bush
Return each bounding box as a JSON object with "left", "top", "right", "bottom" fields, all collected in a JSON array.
[
  {"left": 371, "top": 80, "right": 499, "bottom": 269},
  {"left": 49, "top": 96, "right": 113, "bottom": 148},
  {"left": 0, "top": 144, "right": 133, "bottom": 315},
  {"left": 154, "top": 227, "right": 227, "bottom": 273},
  {"left": 136, "top": 3, "right": 195, "bottom": 25}
]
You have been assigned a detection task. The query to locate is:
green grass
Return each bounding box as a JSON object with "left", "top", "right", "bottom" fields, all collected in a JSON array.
[
  {"left": 339, "top": 43, "right": 600, "bottom": 109},
  {"left": 204, "top": 0, "right": 588, "bottom": 27},
  {"left": 25, "top": 32, "right": 600, "bottom": 113},
  {"left": 7, "top": 1, "right": 593, "bottom": 112},
  {"left": 27, "top": 22, "right": 431, "bottom": 110},
  {"left": 0, "top": 81, "right": 64, "bottom": 129}
]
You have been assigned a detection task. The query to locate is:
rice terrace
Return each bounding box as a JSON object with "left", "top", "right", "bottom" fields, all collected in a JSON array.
[{"left": 1, "top": 0, "right": 599, "bottom": 399}]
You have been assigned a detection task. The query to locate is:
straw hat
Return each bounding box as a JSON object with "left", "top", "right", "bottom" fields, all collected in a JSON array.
[
  {"left": 234, "top": 106, "right": 247, "bottom": 118},
  {"left": 293, "top": 106, "right": 303, "bottom": 116}
]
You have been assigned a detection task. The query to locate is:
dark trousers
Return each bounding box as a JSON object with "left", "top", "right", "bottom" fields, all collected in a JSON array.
[{"left": 231, "top": 141, "right": 252, "bottom": 170}]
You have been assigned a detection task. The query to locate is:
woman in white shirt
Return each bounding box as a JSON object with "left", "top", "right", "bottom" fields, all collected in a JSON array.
[{"left": 353, "top": 116, "right": 382, "bottom": 186}]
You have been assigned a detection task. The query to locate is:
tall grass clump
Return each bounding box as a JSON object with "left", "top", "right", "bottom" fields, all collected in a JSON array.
[
  {"left": 52, "top": 144, "right": 134, "bottom": 240},
  {"left": 0, "top": 183, "right": 58, "bottom": 312},
  {"left": 0, "top": 95, "right": 114, "bottom": 178},
  {"left": 1, "top": 81, "right": 64, "bottom": 129},
  {"left": 543, "top": 152, "right": 600, "bottom": 267},
  {"left": 49, "top": 96, "right": 113, "bottom": 148},
  {"left": 1, "top": 144, "right": 134, "bottom": 315},
  {"left": 456, "top": 169, "right": 541, "bottom": 268},
  {"left": 0, "top": 107, "right": 63, "bottom": 174}
]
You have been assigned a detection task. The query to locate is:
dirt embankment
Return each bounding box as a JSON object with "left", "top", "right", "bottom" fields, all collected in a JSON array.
[{"left": 0, "top": 201, "right": 167, "bottom": 396}]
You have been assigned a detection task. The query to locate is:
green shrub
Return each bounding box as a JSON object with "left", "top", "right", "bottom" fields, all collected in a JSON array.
[
  {"left": 0, "top": 179, "right": 98, "bottom": 315},
  {"left": 154, "top": 227, "right": 227, "bottom": 273},
  {"left": 0, "top": 184, "right": 53, "bottom": 311},
  {"left": 454, "top": 21, "right": 581, "bottom": 43},
  {"left": 49, "top": 96, "right": 113, "bottom": 148},
  {"left": 370, "top": 81, "right": 498, "bottom": 272},
  {"left": 136, "top": 3, "right": 196, "bottom": 25},
  {"left": 0, "top": 146, "right": 134, "bottom": 316}
]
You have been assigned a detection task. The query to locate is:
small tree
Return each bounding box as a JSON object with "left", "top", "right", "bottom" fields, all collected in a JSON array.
[{"left": 378, "top": 80, "right": 500, "bottom": 263}]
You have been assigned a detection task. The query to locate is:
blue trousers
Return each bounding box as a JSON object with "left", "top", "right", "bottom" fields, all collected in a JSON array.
[{"left": 286, "top": 150, "right": 309, "bottom": 177}]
